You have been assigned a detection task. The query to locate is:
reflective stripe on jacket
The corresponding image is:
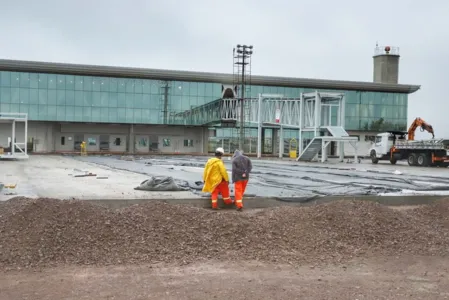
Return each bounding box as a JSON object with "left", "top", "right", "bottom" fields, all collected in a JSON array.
[{"left": 202, "top": 157, "right": 229, "bottom": 193}]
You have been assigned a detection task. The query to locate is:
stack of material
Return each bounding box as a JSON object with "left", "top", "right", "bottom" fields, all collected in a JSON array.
[{"left": 0, "top": 197, "right": 448, "bottom": 268}]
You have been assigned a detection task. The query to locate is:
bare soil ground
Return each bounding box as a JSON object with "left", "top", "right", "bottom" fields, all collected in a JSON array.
[
  {"left": 1, "top": 197, "right": 449, "bottom": 299},
  {"left": 1, "top": 256, "right": 448, "bottom": 300}
]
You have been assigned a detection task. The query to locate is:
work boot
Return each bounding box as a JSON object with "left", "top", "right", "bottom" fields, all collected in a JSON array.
[{"left": 236, "top": 207, "right": 243, "bottom": 212}]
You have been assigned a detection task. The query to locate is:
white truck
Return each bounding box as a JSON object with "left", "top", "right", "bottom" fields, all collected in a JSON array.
[{"left": 369, "top": 131, "right": 449, "bottom": 167}]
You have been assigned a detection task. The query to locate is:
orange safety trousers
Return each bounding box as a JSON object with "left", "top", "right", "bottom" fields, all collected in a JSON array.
[
  {"left": 234, "top": 180, "right": 248, "bottom": 209},
  {"left": 211, "top": 181, "right": 232, "bottom": 209}
]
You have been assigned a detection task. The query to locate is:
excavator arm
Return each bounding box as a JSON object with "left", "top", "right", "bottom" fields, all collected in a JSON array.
[{"left": 407, "top": 117, "right": 435, "bottom": 140}]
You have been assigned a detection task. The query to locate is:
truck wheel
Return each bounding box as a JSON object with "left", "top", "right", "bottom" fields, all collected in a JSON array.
[
  {"left": 370, "top": 150, "right": 379, "bottom": 164},
  {"left": 416, "top": 153, "right": 428, "bottom": 167},
  {"left": 407, "top": 153, "right": 417, "bottom": 166}
]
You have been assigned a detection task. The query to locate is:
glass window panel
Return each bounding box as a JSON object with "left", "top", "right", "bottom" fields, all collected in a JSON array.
[
  {"left": 48, "top": 74, "right": 57, "bottom": 89},
  {"left": 0, "top": 87, "right": 11, "bottom": 103},
  {"left": 117, "top": 93, "right": 126, "bottom": 107},
  {"left": 100, "top": 107, "right": 109, "bottom": 122},
  {"left": 92, "top": 92, "right": 101, "bottom": 107},
  {"left": 75, "top": 76, "right": 83, "bottom": 90},
  {"left": 57, "top": 90, "right": 65, "bottom": 105},
  {"left": 134, "top": 79, "right": 143, "bottom": 94},
  {"left": 11, "top": 88, "right": 20, "bottom": 103},
  {"left": 82, "top": 107, "right": 91, "bottom": 122},
  {"left": 125, "top": 108, "right": 133, "bottom": 122},
  {"left": 108, "top": 108, "right": 118, "bottom": 122},
  {"left": 189, "top": 82, "right": 198, "bottom": 96},
  {"left": 57, "top": 106, "right": 66, "bottom": 121},
  {"left": 29, "top": 88, "right": 38, "bottom": 104},
  {"left": 133, "top": 109, "right": 142, "bottom": 123},
  {"left": 117, "top": 108, "right": 126, "bottom": 122},
  {"left": 134, "top": 94, "right": 143, "bottom": 109},
  {"left": 48, "top": 90, "right": 57, "bottom": 105},
  {"left": 57, "top": 75, "right": 65, "bottom": 90},
  {"left": 19, "top": 104, "right": 29, "bottom": 114},
  {"left": 143, "top": 94, "right": 151, "bottom": 109},
  {"left": 197, "top": 82, "right": 205, "bottom": 97},
  {"left": 109, "top": 92, "right": 118, "bottom": 107},
  {"left": 125, "top": 94, "right": 133, "bottom": 108},
  {"left": 170, "top": 95, "right": 181, "bottom": 111},
  {"left": 38, "top": 105, "right": 48, "bottom": 119},
  {"left": 83, "top": 76, "right": 92, "bottom": 91},
  {"left": 66, "top": 90, "right": 75, "bottom": 105},
  {"left": 150, "top": 110, "right": 159, "bottom": 123},
  {"left": 39, "top": 74, "right": 49, "bottom": 89},
  {"left": 83, "top": 92, "right": 93, "bottom": 106},
  {"left": 9, "top": 104, "right": 19, "bottom": 113},
  {"left": 118, "top": 79, "right": 126, "bottom": 92},
  {"left": 74, "top": 106, "right": 83, "bottom": 121},
  {"left": 173, "top": 81, "right": 182, "bottom": 96},
  {"left": 0, "top": 104, "right": 7, "bottom": 114},
  {"left": 1, "top": 71, "right": 11, "bottom": 87},
  {"left": 19, "top": 88, "right": 29, "bottom": 104},
  {"left": 75, "top": 91, "right": 83, "bottom": 106},
  {"left": 20, "top": 72, "right": 29, "bottom": 87},
  {"left": 125, "top": 79, "right": 134, "bottom": 93},
  {"left": 142, "top": 80, "right": 151, "bottom": 93},
  {"left": 65, "top": 75, "right": 75, "bottom": 90},
  {"left": 28, "top": 73, "right": 38, "bottom": 89},
  {"left": 38, "top": 90, "right": 47, "bottom": 105},
  {"left": 10, "top": 72, "right": 20, "bottom": 87},
  {"left": 28, "top": 104, "right": 38, "bottom": 118},
  {"left": 92, "top": 77, "right": 100, "bottom": 91},
  {"left": 65, "top": 106, "right": 75, "bottom": 121},
  {"left": 100, "top": 92, "right": 108, "bottom": 107},
  {"left": 142, "top": 109, "right": 150, "bottom": 122},
  {"left": 100, "top": 77, "right": 109, "bottom": 92},
  {"left": 109, "top": 78, "right": 118, "bottom": 92},
  {"left": 92, "top": 107, "right": 101, "bottom": 120},
  {"left": 151, "top": 81, "right": 161, "bottom": 94}
]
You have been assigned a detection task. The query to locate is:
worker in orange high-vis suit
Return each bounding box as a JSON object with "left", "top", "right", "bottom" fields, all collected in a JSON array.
[
  {"left": 202, "top": 147, "right": 232, "bottom": 210},
  {"left": 231, "top": 150, "right": 252, "bottom": 211}
]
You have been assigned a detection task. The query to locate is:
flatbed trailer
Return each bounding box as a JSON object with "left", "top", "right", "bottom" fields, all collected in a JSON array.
[
  {"left": 369, "top": 132, "right": 449, "bottom": 167},
  {"left": 391, "top": 139, "right": 449, "bottom": 167}
]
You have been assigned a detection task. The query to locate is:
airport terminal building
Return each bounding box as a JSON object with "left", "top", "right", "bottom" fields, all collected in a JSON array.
[{"left": 0, "top": 47, "right": 420, "bottom": 157}]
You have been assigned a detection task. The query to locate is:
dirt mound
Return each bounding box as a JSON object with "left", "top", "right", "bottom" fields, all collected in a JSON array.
[{"left": 0, "top": 198, "right": 448, "bottom": 268}]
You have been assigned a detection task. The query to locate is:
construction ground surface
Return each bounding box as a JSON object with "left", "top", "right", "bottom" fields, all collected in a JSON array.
[{"left": 1, "top": 155, "right": 449, "bottom": 299}]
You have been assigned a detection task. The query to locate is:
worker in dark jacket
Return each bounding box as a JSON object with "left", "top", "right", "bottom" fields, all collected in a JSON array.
[{"left": 231, "top": 150, "right": 252, "bottom": 211}]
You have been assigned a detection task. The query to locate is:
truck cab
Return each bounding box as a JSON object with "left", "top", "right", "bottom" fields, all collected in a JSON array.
[{"left": 369, "top": 131, "right": 407, "bottom": 164}]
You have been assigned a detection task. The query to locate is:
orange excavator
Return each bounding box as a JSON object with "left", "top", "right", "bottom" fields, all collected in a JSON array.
[{"left": 407, "top": 117, "right": 434, "bottom": 140}]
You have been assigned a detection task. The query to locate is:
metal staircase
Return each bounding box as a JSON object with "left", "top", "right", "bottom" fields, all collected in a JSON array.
[
  {"left": 297, "top": 126, "right": 351, "bottom": 162},
  {"left": 297, "top": 138, "right": 323, "bottom": 161}
]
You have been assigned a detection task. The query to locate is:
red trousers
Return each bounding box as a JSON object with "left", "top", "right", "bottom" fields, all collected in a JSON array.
[
  {"left": 211, "top": 181, "right": 232, "bottom": 208},
  {"left": 234, "top": 180, "right": 248, "bottom": 209}
]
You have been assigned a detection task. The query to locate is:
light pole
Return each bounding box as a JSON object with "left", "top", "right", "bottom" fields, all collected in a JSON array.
[{"left": 235, "top": 44, "right": 253, "bottom": 150}]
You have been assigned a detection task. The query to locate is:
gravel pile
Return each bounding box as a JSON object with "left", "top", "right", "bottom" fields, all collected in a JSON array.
[{"left": 0, "top": 197, "right": 448, "bottom": 268}]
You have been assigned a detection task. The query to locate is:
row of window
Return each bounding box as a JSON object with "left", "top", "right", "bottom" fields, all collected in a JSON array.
[
  {"left": 0, "top": 71, "right": 408, "bottom": 106},
  {"left": 0, "top": 71, "right": 222, "bottom": 96},
  {"left": 0, "top": 88, "right": 216, "bottom": 110}
]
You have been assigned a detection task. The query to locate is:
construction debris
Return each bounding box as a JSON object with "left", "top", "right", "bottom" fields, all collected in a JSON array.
[
  {"left": 0, "top": 198, "right": 448, "bottom": 269},
  {"left": 134, "top": 176, "right": 188, "bottom": 191}
]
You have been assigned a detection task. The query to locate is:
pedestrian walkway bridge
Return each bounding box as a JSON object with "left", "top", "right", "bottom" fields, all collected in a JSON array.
[{"left": 170, "top": 92, "right": 359, "bottom": 160}]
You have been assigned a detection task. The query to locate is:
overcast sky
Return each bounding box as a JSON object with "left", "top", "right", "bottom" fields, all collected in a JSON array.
[{"left": 0, "top": 0, "right": 448, "bottom": 137}]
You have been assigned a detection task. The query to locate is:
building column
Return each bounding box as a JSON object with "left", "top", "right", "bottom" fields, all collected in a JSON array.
[{"left": 128, "top": 124, "right": 135, "bottom": 154}]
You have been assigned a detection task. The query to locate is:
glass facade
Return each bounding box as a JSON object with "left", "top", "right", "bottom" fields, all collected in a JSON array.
[{"left": 0, "top": 70, "right": 408, "bottom": 132}]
